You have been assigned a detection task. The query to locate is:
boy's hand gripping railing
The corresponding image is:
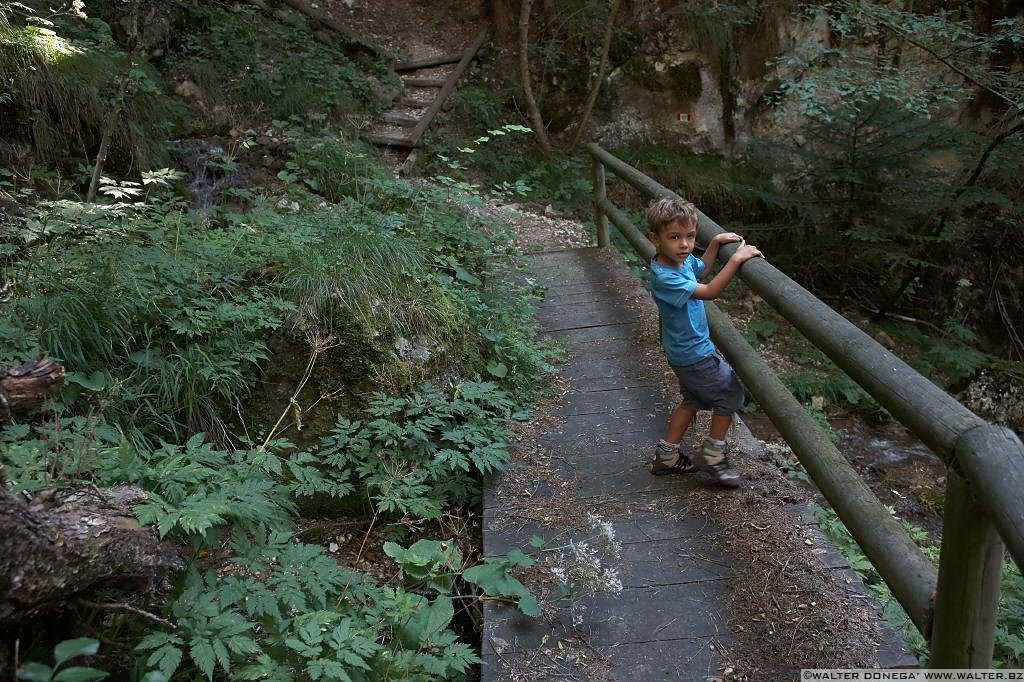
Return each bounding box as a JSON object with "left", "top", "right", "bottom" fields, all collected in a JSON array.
[{"left": 585, "top": 141, "right": 1024, "bottom": 668}]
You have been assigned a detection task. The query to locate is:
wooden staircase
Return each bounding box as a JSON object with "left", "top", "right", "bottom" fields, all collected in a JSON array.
[{"left": 368, "top": 28, "right": 488, "bottom": 173}]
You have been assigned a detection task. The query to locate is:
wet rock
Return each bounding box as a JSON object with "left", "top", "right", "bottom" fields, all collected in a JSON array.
[
  {"left": 174, "top": 80, "right": 202, "bottom": 99},
  {"left": 874, "top": 330, "right": 896, "bottom": 350},
  {"left": 394, "top": 336, "right": 437, "bottom": 363}
]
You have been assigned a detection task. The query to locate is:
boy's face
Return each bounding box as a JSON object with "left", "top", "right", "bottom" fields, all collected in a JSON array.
[{"left": 649, "top": 219, "right": 697, "bottom": 267}]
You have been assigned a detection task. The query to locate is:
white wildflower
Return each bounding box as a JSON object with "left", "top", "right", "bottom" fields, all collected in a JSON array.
[{"left": 585, "top": 512, "right": 621, "bottom": 560}]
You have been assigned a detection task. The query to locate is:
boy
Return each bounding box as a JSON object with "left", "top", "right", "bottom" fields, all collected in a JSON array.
[{"left": 646, "top": 197, "right": 762, "bottom": 488}]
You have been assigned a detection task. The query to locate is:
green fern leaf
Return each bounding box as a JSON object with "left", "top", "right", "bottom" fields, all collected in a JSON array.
[
  {"left": 306, "top": 659, "right": 351, "bottom": 682},
  {"left": 189, "top": 639, "right": 217, "bottom": 680},
  {"left": 145, "top": 644, "right": 182, "bottom": 680}
]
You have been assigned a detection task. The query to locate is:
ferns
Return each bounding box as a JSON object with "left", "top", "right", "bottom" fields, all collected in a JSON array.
[
  {"left": 1, "top": 376, "right": 526, "bottom": 680},
  {"left": 1, "top": 31, "right": 560, "bottom": 672},
  {"left": 319, "top": 381, "right": 518, "bottom": 519}
]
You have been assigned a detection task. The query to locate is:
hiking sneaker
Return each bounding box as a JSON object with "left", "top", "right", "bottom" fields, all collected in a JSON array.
[
  {"left": 696, "top": 439, "right": 741, "bottom": 488},
  {"left": 649, "top": 442, "right": 697, "bottom": 476}
]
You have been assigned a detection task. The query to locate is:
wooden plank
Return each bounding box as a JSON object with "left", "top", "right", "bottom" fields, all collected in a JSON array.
[
  {"left": 402, "top": 77, "right": 447, "bottom": 88},
  {"left": 407, "top": 28, "right": 489, "bottom": 147},
  {"left": 397, "top": 148, "right": 419, "bottom": 177},
  {"left": 400, "top": 97, "right": 430, "bottom": 109},
  {"left": 383, "top": 112, "right": 420, "bottom": 126},
  {"left": 593, "top": 157, "right": 609, "bottom": 247},
  {"left": 394, "top": 53, "right": 462, "bottom": 71},
  {"left": 955, "top": 425, "right": 1024, "bottom": 583},
  {"left": 367, "top": 133, "right": 418, "bottom": 148}
]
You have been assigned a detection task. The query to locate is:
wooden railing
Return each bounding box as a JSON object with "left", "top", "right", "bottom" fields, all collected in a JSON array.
[{"left": 584, "top": 142, "right": 1024, "bottom": 668}]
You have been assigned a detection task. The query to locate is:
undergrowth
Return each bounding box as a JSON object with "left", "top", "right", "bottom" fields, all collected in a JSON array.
[
  {"left": 1, "top": 1, "right": 184, "bottom": 174},
  {"left": 811, "top": 503, "right": 1024, "bottom": 668},
  {"left": 5, "top": 1, "right": 1019, "bottom": 678},
  {"left": 168, "top": 2, "right": 387, "bottom": 128},
  {"left": 2, "top": 99, "right": 559, "bottom": 678}
]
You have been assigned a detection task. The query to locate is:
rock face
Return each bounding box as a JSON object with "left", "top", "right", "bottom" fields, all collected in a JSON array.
[{"left": 586, "top": 2, "right": 827, "bottom": 155}]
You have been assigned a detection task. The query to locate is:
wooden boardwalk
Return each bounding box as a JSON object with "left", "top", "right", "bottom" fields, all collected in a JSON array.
[{"left": 480, "top": 247, "right": 916, "bottom": 681}]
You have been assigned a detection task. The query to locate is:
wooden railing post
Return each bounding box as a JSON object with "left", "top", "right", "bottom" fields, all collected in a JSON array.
[
  {"left": 930, "top": 462, "right": 1004, "bottom": 666},
  {"left": 592, "top": 157, "right": 609, "bottom": 247}
]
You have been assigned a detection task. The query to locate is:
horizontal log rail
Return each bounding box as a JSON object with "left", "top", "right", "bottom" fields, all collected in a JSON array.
[{"left": 584, "top": 141, "right": 1024, "bottom": 667}]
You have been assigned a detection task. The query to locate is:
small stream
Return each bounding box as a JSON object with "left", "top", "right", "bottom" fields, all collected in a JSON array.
[
  {"left": 831, "top": 417, "right": 939, "bottom": 470},
  {"left": 744, "top": 413, "right": 939, "bottom": 469},
  {"left": 745, "top": 412, "right": 947, "bottom": 537},
  {"left": 168, "top": 138, "right": 236, "bottom": 209}
]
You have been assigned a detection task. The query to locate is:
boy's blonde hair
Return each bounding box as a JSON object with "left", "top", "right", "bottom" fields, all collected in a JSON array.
[{"left": 647, "top": 197, "right": 698, "bottom": 235}]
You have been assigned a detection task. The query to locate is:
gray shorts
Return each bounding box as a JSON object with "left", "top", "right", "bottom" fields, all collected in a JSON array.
[{"left": 671, "top": 355, "right": 745, "bottom": 416}]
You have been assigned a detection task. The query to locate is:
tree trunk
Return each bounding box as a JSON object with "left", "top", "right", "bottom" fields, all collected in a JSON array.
[
  {"left": 517, "top": 0, "right": 553, "bottom": 158},
  {"left": 483, "top": 0, "right": 513, "bottom": 46},
  {"left": 0, "top": 486, "right": 183, "bottom": 623},
  {"left": 86, "top": 52, "right": 134, "bottom": 203},
  {"left": 565, "top": 0, "right": 622, "bottom": 153},
  {"left": 0, "top": 357, "right": 182, "bottom": 623},
  {"left": 0, "top": 356, "right": 65, "bottom": 419}
]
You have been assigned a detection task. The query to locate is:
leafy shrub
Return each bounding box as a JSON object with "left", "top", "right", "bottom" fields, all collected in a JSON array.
[
  {"left": 291, "top": 133, "right": 391, "bottom": 203},
  {"left": 997, "top": 563, "right": 1024, "bottom": 668},
  {"left": 136, "top": 536, "right": 480, "bottom": 681},
  {"left": 319, "top": 380, "right": 525, "bottom": 520},
  {"left": 812, "top": 503, "right": 1024, "bottom": 667},
  {"left": 882, "top": 322, "right": 993, "bottom": 391},
  {"left": 782, "top": 369, "right": 871, "bottom": 409},
  {"left": 16, "top": 637, "right": 110, "bottom": 682},
  {"left": 1, "top": 2, "right": 184, "bottom": 174},
  {"left": 170, "top": 2, "right": 379, "bottom": 126}
]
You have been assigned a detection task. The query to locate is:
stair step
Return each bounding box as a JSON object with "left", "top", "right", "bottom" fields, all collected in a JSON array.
[
  {"left": 383, "top": 112, "right": 420, "bottom": 127},
  {"left": 402, "top": 77, "right": 447, "bottom": 88},
  {"left": 400, "top": 97, "right": 431, "bottom": 109},
  {"left": 368, "top": 133, "right": 419, "bottom": 148},
  {"left": 394, "top": 53, "right": 462, "bottom": 71}
]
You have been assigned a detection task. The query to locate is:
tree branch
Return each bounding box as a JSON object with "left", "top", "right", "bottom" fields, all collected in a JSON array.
[
  {"left": 844, "top": 0, "right": 1023, "bottom": 110},
  {"left": 517, "top": 0, "right": 553, "bottom": 158},
  {"left": 77, "top": 598, "right": 175, "bottom": 629},
  {"left": 565, "top": 0, "right": 621, "bottom": 153}
]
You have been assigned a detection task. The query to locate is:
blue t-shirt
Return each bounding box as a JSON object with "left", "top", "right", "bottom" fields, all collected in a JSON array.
[{"left": 649, "top": 256, "right": 715, "bottom": 366}]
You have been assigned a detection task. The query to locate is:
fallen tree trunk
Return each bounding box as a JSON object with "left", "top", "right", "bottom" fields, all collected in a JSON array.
[
  {"left": 0, "top": 486, "right": 184, "bottom": 623},
  {"left": 0, "top": 356, "right": 66, "bottom": 418},
  {"left": 0, "top": 357, "right": 183, "bottom": 623}
]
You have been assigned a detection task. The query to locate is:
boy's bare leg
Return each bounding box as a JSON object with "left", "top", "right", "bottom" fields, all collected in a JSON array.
[
  {"left": 708, "top": 414, "right": 731, "bottom": 441},
  {"left": 665, "top": 405, "right": 697, "bottom": 443},
  {"left": 650, "top": 406, "right": 697, "bottom": 475}
]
